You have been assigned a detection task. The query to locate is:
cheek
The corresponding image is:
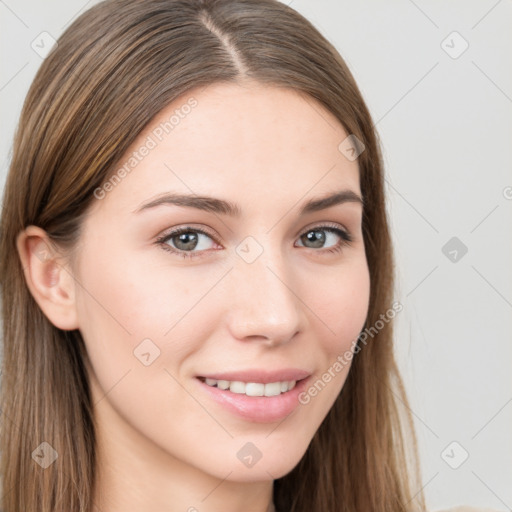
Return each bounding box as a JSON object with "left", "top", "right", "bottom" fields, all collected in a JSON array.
[
  {"left": 73, "top": 239, "right": 225, "bottom": 379},
  {"left": 72, "top": 240, "right": 170, "bottom": 383},
  {"left": 74, "top": 239, "right": 193, "bottom": 337},
  {"left": 309, "top": 257, "right": 370, "bottom": 355}
]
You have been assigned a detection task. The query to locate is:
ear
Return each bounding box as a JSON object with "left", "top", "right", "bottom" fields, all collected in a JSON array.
[{"left": 16, "top": 225, "right": 79, "bottom": 331}]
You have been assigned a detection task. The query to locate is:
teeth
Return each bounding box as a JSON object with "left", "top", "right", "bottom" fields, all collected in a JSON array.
[
  {"left": 261, "top": 382, "right": 281, "bottom": 396},
  {"left": 229, "top": 381, "right": 246, "bottom": 394},
  {"left": 217, "top": 379, "right": 230, "bottom": 390},
  {"left": 202, "top": 378, "right": 297, "bottom": 396},
  {"left": 245, "top": 382, "right": 265, "bottom": 396}
]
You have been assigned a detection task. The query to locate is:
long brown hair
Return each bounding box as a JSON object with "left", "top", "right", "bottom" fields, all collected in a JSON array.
[{"left": 0, "top": 1, "right": 426, "bottom": 510}]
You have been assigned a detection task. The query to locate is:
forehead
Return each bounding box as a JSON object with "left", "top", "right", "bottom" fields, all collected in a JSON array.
[{"left": 91, "top": 82, "right": 361, "bottom": 218}]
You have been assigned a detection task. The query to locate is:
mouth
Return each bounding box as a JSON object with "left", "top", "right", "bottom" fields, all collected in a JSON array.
[
  {"left": 194, "top": 372, "right": 312, "bottom": 423},
  {"left": 196, "top": 376, "right": 301, "bottom": 397}
]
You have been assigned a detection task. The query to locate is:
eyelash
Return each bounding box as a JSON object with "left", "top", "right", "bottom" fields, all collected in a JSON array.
[{"left": 155, "top": 223, "right": 353, "bottom": 260}]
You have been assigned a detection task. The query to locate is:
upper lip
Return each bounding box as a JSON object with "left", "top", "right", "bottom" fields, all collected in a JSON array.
[{"left": 197, "top": 369, "right": 311, "bottom": 384}]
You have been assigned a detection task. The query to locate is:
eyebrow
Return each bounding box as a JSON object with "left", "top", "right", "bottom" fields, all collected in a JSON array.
[{"left": 132, "top": 189, "right": 364, "bottom": 216}]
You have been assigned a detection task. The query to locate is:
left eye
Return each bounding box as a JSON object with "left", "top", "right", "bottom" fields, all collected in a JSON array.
[
  {"left": 156, "top": 224, "right": 352, "bottom": 259},
  {"left": 157, "top": 228, "right": 216, "bottom": 254},
  {"left": 296, "top": 226, "right": 351, "bottom": 250}
]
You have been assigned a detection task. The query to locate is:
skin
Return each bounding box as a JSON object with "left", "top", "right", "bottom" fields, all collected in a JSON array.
[{"left": 17, "top": 81, "right": 370, "bottom": 512}]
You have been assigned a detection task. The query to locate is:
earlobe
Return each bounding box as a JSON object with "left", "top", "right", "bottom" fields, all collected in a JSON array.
[{"left": 16, "top": 225, "right": 79, "bottom": 331}]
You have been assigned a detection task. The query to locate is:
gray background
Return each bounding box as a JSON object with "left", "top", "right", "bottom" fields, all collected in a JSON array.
[{"left": 1, "top": 1, "right": 511, "bottom": 510}]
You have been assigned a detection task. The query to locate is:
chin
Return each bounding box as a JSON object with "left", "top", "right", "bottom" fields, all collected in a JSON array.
[{"left": 209, "top": 437, "right": 310, "bottom": 483}]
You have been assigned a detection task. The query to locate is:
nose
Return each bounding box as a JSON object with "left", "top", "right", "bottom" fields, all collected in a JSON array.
[{"left": 225, "top": 245, "right": 305, "bottom": 347}]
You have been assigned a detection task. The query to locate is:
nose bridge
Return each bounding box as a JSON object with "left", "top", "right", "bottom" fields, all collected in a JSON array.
[{"left": 226, "top": 237, "right": 303, "bottom": 344}]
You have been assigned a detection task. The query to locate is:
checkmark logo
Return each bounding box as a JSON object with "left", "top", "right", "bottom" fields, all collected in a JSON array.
[
  {"left": 133, "top": 338, "right": 161, "bottom": 366},
  {"left": 31, "top": 31, "right": 57, "bottom": 59},
  {"left": 441, "top": 441, "right": 469, "bottom": 469},
  {"left": 31, "top": 441, "right": 58, "bottom": 468},
  {"left": 441, "top": 31, "right": 469, "bottom": 59},
  {"left": 441, "top": 236, "right": 468, "bottom": 263},
  {"left": 338, "top": 134, "right": 365, "bottom": 161},
  {"left": 236, "top": 236, "right": 263, "bottom": 263},
  {"left": 237, "top": 441, "right": 262, "bottom": 468}
]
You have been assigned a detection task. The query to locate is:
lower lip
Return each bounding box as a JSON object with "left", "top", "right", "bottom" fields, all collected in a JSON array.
[{"left": 195, "top": 376, "right": 311, "bottom": 423}]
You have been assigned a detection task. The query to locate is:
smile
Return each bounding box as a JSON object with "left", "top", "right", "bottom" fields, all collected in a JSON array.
[{"left": 198, "top": 377, "right": 297, "bottom": 396}]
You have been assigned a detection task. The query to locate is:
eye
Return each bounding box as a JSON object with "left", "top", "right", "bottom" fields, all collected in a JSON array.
[
  {"left": 295, "top": 223, "right": 353, "bottom": 254},
  {"left": 156, "top": 226, "right": 219, "bottom": 259},
  {"left": 156, "top": 223, "right": 353, "bottom": 259}
]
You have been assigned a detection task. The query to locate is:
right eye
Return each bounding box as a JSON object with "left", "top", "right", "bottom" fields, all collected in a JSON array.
[{"left": 155, "top": 227, "right": 220, "bottom": 259}]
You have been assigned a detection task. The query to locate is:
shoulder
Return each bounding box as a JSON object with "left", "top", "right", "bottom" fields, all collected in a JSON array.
[{"left": 432, "top": 507, "right": 504, "bottom": 512}]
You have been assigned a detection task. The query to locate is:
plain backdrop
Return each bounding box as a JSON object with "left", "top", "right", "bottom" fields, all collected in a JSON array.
[{"left": 1, "top": 1, "right": 511, "bottom": 510}]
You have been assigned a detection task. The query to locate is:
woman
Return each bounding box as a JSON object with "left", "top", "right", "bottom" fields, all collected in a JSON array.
[{"left": 0, "top": 1, "right": 498, "bottom": 511}]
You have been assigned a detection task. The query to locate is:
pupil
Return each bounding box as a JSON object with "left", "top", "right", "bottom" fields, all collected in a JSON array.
[
  {"left": 176, "top": 232, "right": 198, "bottom": 250},
  {"left": 305, "top": 230, "right": 325, "bottom": 248}
]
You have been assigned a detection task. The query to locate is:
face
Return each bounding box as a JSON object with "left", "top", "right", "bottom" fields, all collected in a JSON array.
[{"left": 72, "top": 81, "right": 370, "bottom": 483}]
